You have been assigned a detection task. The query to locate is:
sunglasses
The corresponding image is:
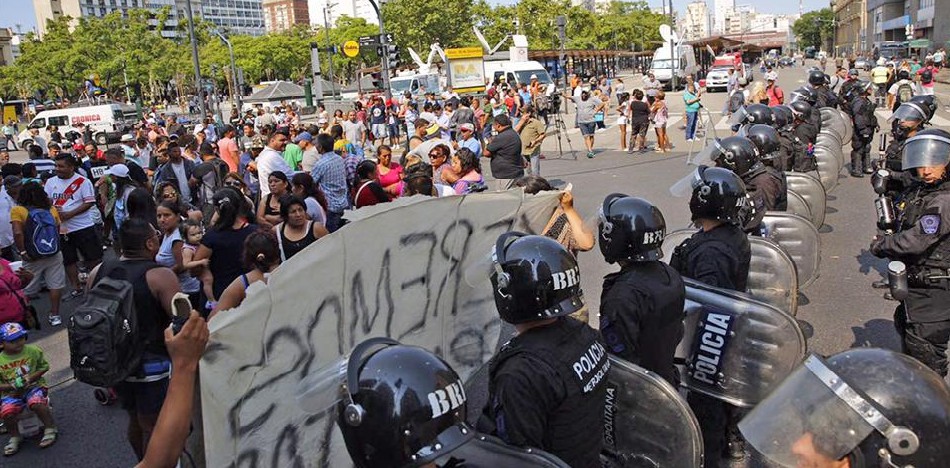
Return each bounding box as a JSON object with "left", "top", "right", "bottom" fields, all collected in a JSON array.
[{"left": 225, "top": 181, "right": 243, "bottom": 188}]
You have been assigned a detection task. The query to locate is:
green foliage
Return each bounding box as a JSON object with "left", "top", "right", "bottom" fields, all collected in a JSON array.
[{"left": 792, "top": 8, "right": 835, "bottom": 50}]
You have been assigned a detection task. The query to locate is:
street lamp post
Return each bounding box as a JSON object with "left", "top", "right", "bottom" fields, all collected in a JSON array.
[
  {"left": 668, "top": 0, "right": 678, "bottom": 90},
  {"left": 211, "top": 29, "right": 242, "bottom": 112},
  {"left": 184, "top": 0, "right": 207, "bottom": 121},
  {"left": 323, "top": 4, "right": 337, "bottom": 99}
]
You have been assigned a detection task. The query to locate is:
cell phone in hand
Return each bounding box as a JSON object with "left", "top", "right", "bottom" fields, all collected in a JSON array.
[{"left": 170, "top": 292, "right": 191, "bottom": 335}]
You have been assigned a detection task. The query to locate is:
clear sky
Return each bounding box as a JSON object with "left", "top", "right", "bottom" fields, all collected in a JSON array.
[{"left": 5, "top": 0, "right": 832, "bottom": 34}]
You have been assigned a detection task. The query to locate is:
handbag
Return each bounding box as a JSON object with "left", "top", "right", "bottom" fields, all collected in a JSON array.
[
  {"left": 0, "top": 275, "right": 40, "bottom": 330},
  {"left": 593, "top": 112, "right": 605, "bottom": 123}
]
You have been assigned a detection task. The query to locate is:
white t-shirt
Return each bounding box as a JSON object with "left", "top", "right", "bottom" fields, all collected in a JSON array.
[
  {"left": 257, "top": 147, "right": 293, "bottom": 196},
  {"left": 45, "top": 173, "right": 96, "bottom": 233},
  {"left": 342, "top": 120, "right": 366, "bottom": 144}
]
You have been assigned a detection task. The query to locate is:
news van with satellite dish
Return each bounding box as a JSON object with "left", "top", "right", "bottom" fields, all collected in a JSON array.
[
  {"left": 389, "top": 44, "right": 446, "bottom": 98},
  {"left": 17, "top": 103, "right": 128, "bottom": 148},
  {"left": 650, "top": 25, "right": 697, "bottom": 90},
  {"left": 474, "top": 28, "right": 555, "bottom": 90}
]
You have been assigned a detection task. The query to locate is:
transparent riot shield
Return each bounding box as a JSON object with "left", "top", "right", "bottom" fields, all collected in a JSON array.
[
  {"left": 676, "top": 279, "right": 808, "bottom": 408},
  {"left": 816, "top": 133, "right": 845, "bottom": 167},
  {"left": 820, "top": 107, "right": 847, "bottom": 142},
  {"left": 661, "top": 229, "right": 799, "bottom": 316},
  {"left": 601, "top": 356, "right": 703, "bottom": 468},
  {"left": 436, "top": 433, "right": 570, "bottom": 467},
  {"left": 762, "top": 212, "right": 822, "bottom": 289},
  {"left": 812, "top": 145, "right": 842, "bottom": 193},
  {"left": 838, "top": 109, "right": 853, "bottom": 142},
  {"left": 785, "top": 172, "right": 827, "bottom": 227},
  {"left": 785, "top": 190, "right": 813, "bottom": 221}
]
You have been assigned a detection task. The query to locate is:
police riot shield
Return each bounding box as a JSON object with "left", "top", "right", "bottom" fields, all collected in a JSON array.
[
  {"left": 676, "top": 278, "right": 807, "bottom": 408},
  {"left": 661, "top": 229, "right": 798, "bottom": 316},
  {"left": 812, "top": 144, "right": 842, "bottom": 192},
  {"left": 785, "top": 172, "right": 826, "bottom": 228},
  {"left": 784, "top": 190, "right": 812, "bottom": 221},
  {"left": 839, "top": 109, "right": 853, "bottom": 142},
  {"left": 820, "top": 107, "right": 847, "bottom": 142},
  {"left": 762, "top": 212, "right": 822, "bottom": 289},
  {"left": 816, "top": 132, "right": 845, "bottom": 167},
  {"left": 601, "top": 356, "right": 703, "bottom": 468},
  {"left": 436, "top": 433, "right": 571, "bottom": 467}
]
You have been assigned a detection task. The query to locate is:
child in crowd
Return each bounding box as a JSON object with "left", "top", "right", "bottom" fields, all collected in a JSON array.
[
  {"left": 0, "top": 322, "right": 57, "bottom": 455},
  {"left": 180, "top": 220, "right": 213, "bottom": 312}
]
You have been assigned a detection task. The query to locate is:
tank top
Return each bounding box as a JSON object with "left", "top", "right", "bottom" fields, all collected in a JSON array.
[
  {"left": 264, "top": 193, "right": 281, "bottom": 217},
  {"left": 277, "top": 221, "right": 317, "bottom": 260}
]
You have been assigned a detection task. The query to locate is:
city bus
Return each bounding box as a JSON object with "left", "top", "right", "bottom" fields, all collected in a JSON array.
[{"left": 878, "top": 41, "right": 908, "bottom": 60}]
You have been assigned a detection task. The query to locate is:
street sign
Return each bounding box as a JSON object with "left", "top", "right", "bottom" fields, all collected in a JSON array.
[
  {"left": 359, "top": 35, "right": 377, "bottom": 46},
  {"left": 342, "top": 40, "right": 360, "bottom": 57},
  {"left": 379, "top": 32, "right": 393, "bottom": 44},
  {"left": 445, "top": 47, "right": 485, "bottom": 94}
]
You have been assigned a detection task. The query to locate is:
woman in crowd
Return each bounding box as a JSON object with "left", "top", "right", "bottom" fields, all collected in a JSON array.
[
  {"left": 616, "top": 91, "right": 630, "bottom": 150},
  {"left": 628, "top": 89, "right": 651, "bottom": 153},
  {"left": 512, "top": 175, "right": 595, "bottom": 256},
  {"left": 223, "top": 172, "right": 256, "bottom": 209},
  {"left": 156, "top": 201, "right": 202, "bottom": 310},
  {"left": 256, "top": 170, "right": 290, "bottom": 230},
  {"left": 0, "top": 256, "right": 32, "bottom": 326},
  {"left": 650, "top": 91, "right": 670, "bottom": 153},
  {"left": 332, "top": 109, "right": 345, "bottom": 126},
  {"left": 353, "top": 160, "right": 391, "bottom": 209},
  {"left": 750, "top": 81, "right": 769, "bottom": 105},
  {"left": 155, "top": 182, "right": 201, "bottom": 221},
  {"left": 10, "top": 182, "right": 62, "bottom": 326},
  {"left": 290, "top": 173, "right": 328, "bottom": 225},
  {"left": 194, "top": 187, "right": 257, "bottom": 309},
  {"left": 376, "top": 145, "right": 404, "bottom": 197},
  {"left": 428, "top": 144, "right": 453, "bottom": 183},
  {"left": 210, "top": 229, "right": 280, "bottom": 317},
  {"left": 179, "top": 134, "right": 199, "bottom": 162},
  {"left": 127, "top": 187, "right": 158, "bottom": 229},
  {"left": 273, "top": 196, "right": 328, "bottom": 261},
  {"left": 450, "top": 148, "right": 484, "bottom": 195}
]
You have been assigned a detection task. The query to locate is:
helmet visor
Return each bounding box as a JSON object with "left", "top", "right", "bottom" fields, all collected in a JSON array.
[
  {"left": 728, "top": 107, "right": 750, "bottom": 126},
  {"left": 902, "top": 133, "right": 950, "bottom": 170},
  {"left": 687, "top": 141, "right": 724, "bottom": 167},
  {"left": 888, "top": 102, "right": 927, "bottom": 124},
  {"left": 670, "top": 166, "right": 705, "bottom": 198},
  {"left": 738, "top": 355, "right": 876, "bottom": 467}
]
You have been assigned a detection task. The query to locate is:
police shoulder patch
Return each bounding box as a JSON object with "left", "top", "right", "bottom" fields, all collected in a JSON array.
[{"left": 920, "top": 214, "right": 941, "bottom": 235}]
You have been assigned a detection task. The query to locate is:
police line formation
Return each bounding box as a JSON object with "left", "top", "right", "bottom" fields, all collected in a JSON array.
[
  {"left": 283, "top": 70, "right": 950, "bottom": 467},
  {"left": 288, "top": 68, "right": 950, "bottom": 468}
]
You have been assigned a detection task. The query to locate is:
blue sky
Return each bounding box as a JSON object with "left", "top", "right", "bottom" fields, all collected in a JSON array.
[{"left": 5, "top": 0, "right": 832, "bottom": 33}]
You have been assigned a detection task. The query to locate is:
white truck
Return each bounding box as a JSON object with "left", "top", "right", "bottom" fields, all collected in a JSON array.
[
  {"left": 650, "top": 44, "right": 697, "bottom": 90},
  {"left": 17, "top": 104, "right": 128, "bottom": 148}
]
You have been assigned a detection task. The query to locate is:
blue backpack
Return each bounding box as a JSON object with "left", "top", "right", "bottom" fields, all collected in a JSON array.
[{"left": 24, "top": 208, "right": 60, "bottom": 258}]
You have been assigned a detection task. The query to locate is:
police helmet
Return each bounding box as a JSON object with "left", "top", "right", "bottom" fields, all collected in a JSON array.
[
  {"left": 728, "top": 104, "right": 773, "bottom": 127},
  {"left": 909, "top": 95, "right": 938, "bottom": 122},
  {"left": 807, "top": 69, "right": 827, "bottom": 86},
  {"left": 491, "top": 232, "right": 584, "bottom": 324},
  {"left": 740, "top": 348, "right": 950, "bottom": 468},
  {"left": 688, "top": 166, "right": 750, "bottom": 225},
  {"left": 771, "top": 106, "right": 792, "bottom": 129},
  {"left": 336, "top": 338, "right": 475, "bottom": 468},
  {"left": 745, "top": 125, "right": 781, "bottom": 159},
  {"left": 855, "top": 80, "right": 874, "bottom": 95},
  {"left": 709, "top": 136, "right": 761, "bottom": 177},
  {"left": 790, "top": 87, "right": 818, "bottom": 105},
  {"left": 889, "top": 99, "right": 934, "bottom": 128},
  {"left": 598, "top": 194, "right": 666, "bottom": 264},
  {"left": 902, "top": 129, "right": 950, "bottom": 170},
  {"left": 788, "top": 100, "right": 813, "bottom": 121},
  {"left": 897, "top": 69, "right": 910, "bottom": 80}
]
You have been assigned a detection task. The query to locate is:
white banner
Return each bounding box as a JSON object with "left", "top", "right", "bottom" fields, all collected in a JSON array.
[{"left": 200, "top": 190, "right": 561, "bottom": 467}]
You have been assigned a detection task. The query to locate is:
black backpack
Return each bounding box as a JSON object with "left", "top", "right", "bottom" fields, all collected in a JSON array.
[
  {"left": 68, "top": 268, "right": 144, "bottom": 388},
  {"left": 921, "top": 68, "right": 933, "bottom": 84}
]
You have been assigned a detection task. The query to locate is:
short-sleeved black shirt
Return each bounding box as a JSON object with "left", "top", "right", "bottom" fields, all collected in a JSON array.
[{"left": 486, "top": 127, "right": 524, "bottom": 179}]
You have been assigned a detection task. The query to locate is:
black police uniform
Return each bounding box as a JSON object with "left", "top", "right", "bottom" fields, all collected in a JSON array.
[
  {"left": 883, "top": 135, "right": 906, "bottom": 173},
  {"left": 485, "top": 317, "right": 609, "bottom": 468},
  {"left": 670, "top": 224, "right": 751, "bottom": 468},
  {"left": 600, "top": 261, "right": 685, "bottom": 386},
  {"left": 790, "top": 123, "right": 819, "bottom": 173},
  {"left": 837, "top": 79, "right": 858, "bottom": 115},
  {"left": 814, "top": 86, "right": 839, "bottom": 109},
  {"left": 775, "top": 127, "right": 797, "bottom": 171},
  {"left": 748, "top": 166, "right": 788, "bottom": 212},
  {"left": 851, "top": 94, "right": 878, "bottom": 175},
  {"left": 871, "top": 178, "right": 950, "bottom": 376}
]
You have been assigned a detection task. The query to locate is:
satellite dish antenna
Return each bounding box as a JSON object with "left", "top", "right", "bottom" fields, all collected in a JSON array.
[
  {"left": 671, "top": 30, "right": 680, "bottom": 44},
  {"left": 659, "top": 24, "right": 673, "bottom": 43}
]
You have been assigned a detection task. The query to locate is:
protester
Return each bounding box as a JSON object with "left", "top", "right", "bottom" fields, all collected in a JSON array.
[
  {"left": 643, "top": 72, "right": 662, "bottom": 105},
  {"left": 616, "top": 92, "right": 630, "bottom": 150},
  {"left": 256, "top": 132, "right": 293, "bottom": 197},
  {"left": 309, "top": 134, "right": 350, "bottom": 232},
  {"left": 193, "top": 188, "right": 257, "bottom": 308},
  {"left": 273, "top": 195, "right": 327, "bottom": 261},
  {"left": 454, "top": 123, "right": 481, "bottom": 157},
  {"left": 151, "top": 142, "right": 195, "bottom": 205},
  {"left": 567, "top": 88, "right": 607, "bottom": 159},
  {"left": 376, "top": 145, "right": 404, "bottom": 197},
  {"left": 155, "top": 201, "right": 202, "bottom": 310},
  {"left": 650, "top": 91, "right": 671, "bottom": 153},
  {"left": 766, "top": 76, "right": 784, "bottom": 106},
  {"left": 683, "top": 82, "right": 702, "bottom": 142},
  {"left": 45, "top": 153, "right": 101, "bottom": 298},
  {"left": 917, "top": 59, "right": 936, "bottom": 96},
  {"left": 0, "top": 256, "right": 32, "bottom": 326},
  {"left": 256, "top": 170, "right": 290, "bottom": 230},
  {"left": 289, "top": 172, "right": 328, "bottom": 225},
  {"left": 450, "top": 148, "right": 484, "bottom": 195},
  {"left": 483, "top": 114, "right": 524, "bottom": 189},
  {"left": 0, "top": 322, "right": 57, "bottom": 455},
  {"left": 154, "top": 181, "right": 201, "bottom": 221},
  {"left": 352, "top": 160, "right": 391, "bottom": 209},
  {"left": 515, "top": 105, "right": 547, "bottom": 176},
  {"left": 628, "top": 89, "right": 650, "bottom": 153},
  {"left": 210, "top": 229, "right": 281, "bottom": 316},
  {"left": 217, "top": 125, "right": 240, "bottom": 173}
]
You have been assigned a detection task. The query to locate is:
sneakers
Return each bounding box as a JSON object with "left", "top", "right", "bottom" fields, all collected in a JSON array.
[
  {"left": 586, "top": 151, "right": 595, "bottom": 159},
  {"left": 48, "top": 315, "right": 62, "bottom": 327}
]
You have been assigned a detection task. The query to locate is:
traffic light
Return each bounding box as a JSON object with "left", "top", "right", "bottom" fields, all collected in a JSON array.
[
  {"left": 387, "top": 45, "right": 399, "bottom": 65},
  {"left": 371, "top": 72, "right": 382, "bottom": 90}
]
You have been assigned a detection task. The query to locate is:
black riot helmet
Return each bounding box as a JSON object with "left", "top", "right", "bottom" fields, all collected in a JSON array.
[
  {"left": 889, "top": 97, "right": 936, "bottom": 140},
  {"left": 745, "top": 125, "right": 781, "bottom": 159},
  {"left": 854, "top": 80, "right": 874, "bottom": 96},
  {"left": 902, "top": 128, "right": 950, "bottom": 171},
  {"left": 491, "top": 232, "right": 584, "bottom": 324},
  {"left": 790, "top": 86, "right": 818, "bottom": 105},
  {"left": 729, "top": 103, "right": 773, "bottom": 127},
  {"left": 598, "top": 194, "right": 666, "bottom": 264},
  {"left": 897, "top": 69, "right": 910, "bottom": 80},
  {"left": 771, "top": 105, "right": 792, "bottom": 129},
  {"left": 335, "top": 338, "right": 475, "bottom": 468},
  {"left": 908, "top": 95, "right": 938, "bottom": 122},
  {"left": 740, "top": 348, "right": 950, "bottom": 468},
  {"left": 789, "top": 100, "right": 813, "bottom": 122},
  {"left": 708, "top": 136, "right": 761, "bottom": 177},
  {"left": 687, "top": 166, "right": 750, "bottom": 225},
  {"left": 807, "top": 69, "right": 827, "bottom": 86}
]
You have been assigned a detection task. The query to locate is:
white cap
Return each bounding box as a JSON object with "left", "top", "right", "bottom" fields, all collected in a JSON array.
[
  {"left": 530, "top": 74, "right": 538, "bottom": 80},
  {"left": 193, "top": 123, "right": 206, "bottom": 134},
  {"left": 105, "top": 164, "right": 129, "bottom": 178},
  {"left": 120, "top": 134, "right": 135, "bottom": 143},
  {"left": 766, "top": 72, "right": 778, "bottom": 81}
]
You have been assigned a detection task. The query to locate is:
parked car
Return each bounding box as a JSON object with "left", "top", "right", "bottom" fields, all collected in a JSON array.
[
  {"left": 705, "top": 67, "right": 732, "bottom": 92},
  {"left": 854, "top": 57, "right": 873, "bottom": 71},
  {"left": 778, "top": 56, "right": 795, "bottom": 67}
]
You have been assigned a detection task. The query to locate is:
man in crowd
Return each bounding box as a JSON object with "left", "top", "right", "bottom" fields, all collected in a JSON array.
[
  {"left": 256, "top": 131, "right": 292, "bottom": 197},
  {"left": 104, "top": 147, "right": 149, "bottom": 188},
  {"left": 217, "top": 125, "right": 240, "bottom": 173},
  {"left": 120, "top": 134, "right": 142, "bottom": 167},
  {"left": 310, "top": 133, "right": 349, "bottom": 232},
  {"left": 515, "top": 105, "right": 547, "bottom": 176},
  {"left": 296, "top": 132, "right": 320, "bottom": 173},
  {"left": 2, "top": 120, "right": 17, "bottom": 150},
  {"left": 483, "top": 114, "right": 524, "bottom": 190},
  {"left": 238, "top": 123, "right": 256, "bottom": 150},
  {"left": 45, "top": 153, "right": 102, "bottom": 299},
  {"left": 454, "top": 123, "right": 481, "bottom": 157},
  {"left": 917, "top": 59, "right": 937, "bottom": 96},
  {"left": 343, "top": 110, "right": 367, "bottom": 148}
]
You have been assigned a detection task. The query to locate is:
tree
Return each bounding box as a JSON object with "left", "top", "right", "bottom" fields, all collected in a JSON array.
[
  {"left": 381, "top": 0, "right": 478, "bottom": 55},
  {"left": 792, "top": 8, "right": 834, "bottom": 50}
]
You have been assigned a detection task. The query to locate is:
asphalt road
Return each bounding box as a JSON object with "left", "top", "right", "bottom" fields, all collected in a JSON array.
[{"left": 6, "top": 59, "right": 947, "bottom": 467}]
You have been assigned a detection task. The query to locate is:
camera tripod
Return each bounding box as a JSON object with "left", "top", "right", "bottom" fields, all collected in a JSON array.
[{"left": 548, "top": 110, "right": 577, "bottom": 160}]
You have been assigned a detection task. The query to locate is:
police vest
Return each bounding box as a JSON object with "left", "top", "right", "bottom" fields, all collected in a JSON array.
[
  {"left": 871, "top": 67, "right": 890, "bottom": 84},
  {"left": 884, "top": 139, "right": 905, "bottom": 173},
  {"left": 898, "top": 184, "right": 950, "bottom": 271},
  {"left": 669, "top": 226, "right": 752, "bottom": 293},
  {"left": 489, "top": 318, "right": 609, "bottom": 468}
]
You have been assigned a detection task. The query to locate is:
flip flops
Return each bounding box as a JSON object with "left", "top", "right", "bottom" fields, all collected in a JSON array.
[
  {"left": 39, "top": 428, "right": 57, "bottom": 449},
  {"left": 4, "top": 436, "right": 21, "bottom": 456}
]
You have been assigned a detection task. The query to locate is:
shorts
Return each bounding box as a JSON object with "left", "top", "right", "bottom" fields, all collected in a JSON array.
[
  {"left": 371, "top": 123, "right": 388, "bottom": 139},
  {"left": 1, "top": 386, "right": 49, "bottom": 418},
  {"left": 578, "top": 122, "right": 596, "bottom": 136},
  {"left": 630, "top": 121, "right": 649, "bottom": 137},
  {"left": 61, "top": 226, "right": 103, "bottom": 266},
  {"left": 388, "top": 123, "right": 400, "bottom": 138},
  {"left": 616, "top": 116, "right": 627, "bottom": 126},
  {"left": 23, "top": 252, "right": 68, "bottom": 295},
  {"left": 115, "top": 378, "right": 169, "bottom": 417}
]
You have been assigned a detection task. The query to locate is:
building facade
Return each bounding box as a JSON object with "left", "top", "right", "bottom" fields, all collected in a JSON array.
[
  {"left": 723, "top": 4, "right": 754, "bottom": 35},
  {"left": 713, "top": 0, "right": 735, "bottom": 33},
  {"left": 262, "top": 0, "right": 309, "bottom": 32},
  {"left": 684, "top": 1, "right": 710, "bottom": 41},
  {"left": 308, "top": 0, "right": 376, "bottom": 27},
  {"left": 866, "top": 0, "right": 948, "bottom": 57},
  {"left": 831, "top": 0, "right": 867, "bottom": 55},
  {"left": 0, "top": 28, "right": 15, "bottom": 66}
]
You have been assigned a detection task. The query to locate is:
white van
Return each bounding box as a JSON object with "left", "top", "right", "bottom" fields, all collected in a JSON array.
[
  {"left": 17, "top": 104, "right": 128, "bottom": 148},
  {"left": 650, "top": 44, "right": 698, "bottom": 90},
  {"left": 390, "top": 73, "right": 442, "bottom": 98},
  {"left": 484, "top": 60, "right": 554, "bottom": 90}
]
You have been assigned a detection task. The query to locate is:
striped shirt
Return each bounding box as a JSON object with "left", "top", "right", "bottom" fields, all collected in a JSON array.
[{"left": 310, "top": 152, "right": 350, "bottom": 213}]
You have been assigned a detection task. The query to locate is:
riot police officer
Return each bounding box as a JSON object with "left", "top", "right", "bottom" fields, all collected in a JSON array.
[
  {"left": 850, "top": 80, "right": 878, "bottom": 177},
  {"left": 704, "top": 136, "right": 784, "bottom": 234},
  {"left": 296, "top": 337, "right": 570, "bottom": 468},
  {"left": 881, "top": 95, "right": 938, "bottom": 173},
  {"left": 481, "top": 232, "right": 608, "bottom": 468},
  {"left": 598, "top": 194, "right": 685, "bottom": 386},
  {"left": 670, "top": 166, "right": 752, "bottom": 466},
  {"left": 807, "top": 68, "right": 839, "bottom": 109},
  {"left": 790, "top": 86, "right": 823, "bottom": 132},
  {"left": 729, "top": 103, "right": 773, "bottom": 134},
  {"left": 787, "top": 100, "right": 820, "bottom": 173},
  {"left": 771, "top": 105, "right": 796, "bottom": 171},
  {"left": 836, "top": 68, "right": 861, "bottom": 116},
  {"left": 740, "top": 348, "right": 950, "bottom": 468},
  {"left": 871, "top": 129, "right": 950, "bottom": 377},
  {"left": 744, "top": 124, "right": 789, "bottom": 211}
]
